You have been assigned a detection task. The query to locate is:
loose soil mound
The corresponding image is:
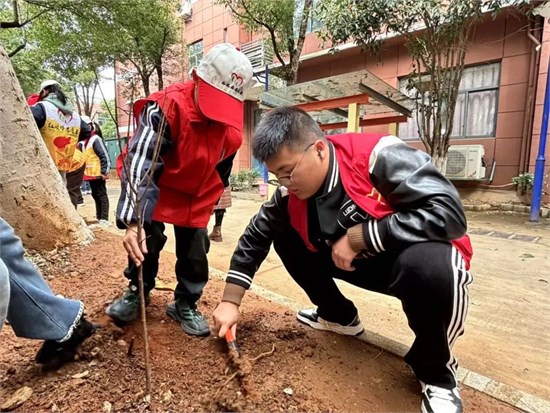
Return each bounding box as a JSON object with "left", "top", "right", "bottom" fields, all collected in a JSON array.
[{"left": 0, "top": 230, "right": 519, "bottom": 412}]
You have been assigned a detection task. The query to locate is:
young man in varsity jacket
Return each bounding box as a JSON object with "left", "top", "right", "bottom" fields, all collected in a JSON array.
[
  {"left": 212, "top": 107, "right": 473, "bottom": 413},
  {"left": 106, "top": 44, "right": 253, "bottom": 337}
]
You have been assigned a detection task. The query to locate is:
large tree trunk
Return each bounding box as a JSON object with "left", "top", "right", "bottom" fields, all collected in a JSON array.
[{"left": 0, "top": 46, "right": 92, "bottom": 250}]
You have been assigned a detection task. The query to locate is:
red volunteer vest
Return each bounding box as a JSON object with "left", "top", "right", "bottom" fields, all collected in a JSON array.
[
  {"left": 118, "top": 81, "right": 242, "bottom": 227},
  {"left": 288, "top": 133, "right": 473, "bottom": 269}
]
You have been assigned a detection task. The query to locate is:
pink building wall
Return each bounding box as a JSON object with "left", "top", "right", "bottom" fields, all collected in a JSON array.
[
  {"left": 296, "top": 12, "right": 543, "bottom": 190},
  {"left": 116, "top": 1, "right": 549, "bottom": 199},
  {"left": 531, "top": 22, "right": 550, "bottom": 199}
]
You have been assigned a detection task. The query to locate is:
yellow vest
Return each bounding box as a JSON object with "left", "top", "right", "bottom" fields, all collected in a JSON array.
[
  {"left": 39, "top": 101, "right": 81, "bottom": 171},
  {"left": 67, "top": 145, "right": 86, "bottom": 173},
  {"left": 83, "top": 135, "right": 102, "bottom": 177}
]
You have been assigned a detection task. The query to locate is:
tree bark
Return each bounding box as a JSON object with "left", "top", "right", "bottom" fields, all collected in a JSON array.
[
  {"left": 431, "top": 153, "right": 447, "bottom": 173},
  {"left": 155, "top": 63, "right": 163, "bottom": 91},
  {"left": 141, "top": 74, "right": 150, "bottom": 96},
  {"left": 73, "top": 85, "right": 82, "bottom": 115},
  {"left": 0, "top": 45, "right": 92, "bottom": 250}
]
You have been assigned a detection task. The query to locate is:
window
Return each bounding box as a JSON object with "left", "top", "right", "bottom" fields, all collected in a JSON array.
[
  {"left": 188, "top": 40, "right": 203, "bottom": 70},
  {"left": 306, "top": 0, "right": 323, "bottom": 33},
  {"left": 293, "top": 0, "right": 323, "bottom": 35},
  {"left": 399, "top": 62, "right": 500, "bottom": 140}
]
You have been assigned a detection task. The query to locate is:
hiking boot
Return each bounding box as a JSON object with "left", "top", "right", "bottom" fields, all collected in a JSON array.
[
  {"left": 208, "top": 226, "right": 222, "bottom": 242},
  {"left": 421, "top": 382, "right": 463, "bottom": 413},
  {"left": 35, "top": 316, "right": 96, "bottom": 371},
  {"left": 297, "top": 308, "right": 364, "bottom": 336},
  {"left": 166, "top": 301, "right": 210, "bottom": 336},
  {"left": 105, "top": 286, "right": 150, "bottom": 324}
]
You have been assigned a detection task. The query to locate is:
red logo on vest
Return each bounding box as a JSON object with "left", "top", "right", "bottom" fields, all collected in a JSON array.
[{"left": 53, "top": 136, "right": 72, "bottom": 150}]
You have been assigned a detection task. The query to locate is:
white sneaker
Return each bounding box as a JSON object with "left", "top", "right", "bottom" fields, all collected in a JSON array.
[
  {"left": 99, "top": 220, "right": 111, "bottom": 227},
  {"left": 296, "top": 308, "right": 364, "bottom": 336},
  {"left": 421, "top": 382, "right": 463, "bottom": 413}
]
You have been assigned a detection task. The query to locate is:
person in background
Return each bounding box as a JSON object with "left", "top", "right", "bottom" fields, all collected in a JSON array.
[
  {"left": 65, "top": 115, "right": 93, "bottom": 208},
  {"left": 82, "top": 120, "right": 111, "bottom": 226},
  {"left": 0, "top": 217, "right": 95, "bottom": 371},
  {"left": 208, "top": 154, "right": 235, "bottom": 242},
  {"left": 26, "top": 94, "right": 40, "bottom": 106},
  {"left": 31, "top": 80, "right": 90, "bottom": 185},
  {"left": 81, "top": 181, "right": 92, "bottom": 196}
]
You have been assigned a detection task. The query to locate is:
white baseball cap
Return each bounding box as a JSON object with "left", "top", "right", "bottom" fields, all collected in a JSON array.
[
  {"left": 80, "top": 115, "right": 92, "bottom": 124},
  {"left": 39, "top": 79, "right": 60, "bottom": 91},
  {"left": 195, "top": 43, "right": 253, "bottom": 130}
]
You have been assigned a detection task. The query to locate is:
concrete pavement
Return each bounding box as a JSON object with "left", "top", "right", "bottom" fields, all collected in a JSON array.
[{"left": 80, "top": 182, "right": 550, "bottom": 403}]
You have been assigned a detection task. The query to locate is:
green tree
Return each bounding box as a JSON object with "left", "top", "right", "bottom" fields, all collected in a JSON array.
[
  {"left": 96, "top": 0, "right": 183, "bottom": 96},
  {"left": 1, "top": 0, "right": 183, "bottom": 102},
  {"left": 317, "top": 0, "right": 533, "bottom": 170},
  {"left": 217, "top": 0, "right": 313, "bottom": 84},
  {"left": 0, "top": 0, "right": 110, "bottom": 107}
]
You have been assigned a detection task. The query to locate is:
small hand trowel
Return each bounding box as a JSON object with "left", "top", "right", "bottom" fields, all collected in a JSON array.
[{"left": 225, "top": 329, "right": 240, "bottom": 358}]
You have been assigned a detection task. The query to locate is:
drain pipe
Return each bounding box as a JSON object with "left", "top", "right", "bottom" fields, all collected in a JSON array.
[
  {"left": 530, "top": 51, "right": 549, "bottom": 222},
  {"left": 520, "top": 18, "right": 542, "bottom": 174}
]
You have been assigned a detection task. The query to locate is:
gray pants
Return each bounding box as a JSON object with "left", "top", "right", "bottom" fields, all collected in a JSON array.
[{"left": 0, "top": 217, "right": 83, "bottom": 341}]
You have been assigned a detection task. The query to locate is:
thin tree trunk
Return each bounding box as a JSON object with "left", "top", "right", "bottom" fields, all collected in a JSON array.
[
  {"left": 141, "top": 74, "right": 150, "bottom": 96},
  {"left": 155, "top": 64, "right": 163, "bottom": 91},
  {"left": 73, "top": 85, "right": 82, "bottom": 115},
  {"left": 0, "top": 45, "right": 91, "bottom": 250}
]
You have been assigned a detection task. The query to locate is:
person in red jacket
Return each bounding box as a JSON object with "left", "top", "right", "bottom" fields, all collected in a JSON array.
[
  {"left": 107, "top": 44, "right": 253, "bottom": 337},
  {"left": 212, "top": 107, "right": 472, "bottom": 413}
]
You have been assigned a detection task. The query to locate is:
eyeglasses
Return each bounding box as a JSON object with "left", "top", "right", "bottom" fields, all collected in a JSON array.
[{"left": 267, "top": 143, "right": 315, "bottom": 187}]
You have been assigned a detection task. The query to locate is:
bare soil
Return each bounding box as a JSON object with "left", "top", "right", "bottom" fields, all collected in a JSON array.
[{"left": 0, "top": 230, "right": 521, "bottom": 412}]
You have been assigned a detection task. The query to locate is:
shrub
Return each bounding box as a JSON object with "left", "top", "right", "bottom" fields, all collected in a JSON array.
[
  {"left": 512, "top": 173, "right": 534, "bottom": 195},
  {"left": 230, "top": 169, "right": 261, "bottom": 192}
]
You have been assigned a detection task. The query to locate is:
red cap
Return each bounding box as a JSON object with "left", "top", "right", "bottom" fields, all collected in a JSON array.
[
  {"left": 27, "top": 94, "right": 40, "bottom": 106},
  {"left": 196, "top": 76, "right": 245, "bottom": 131}
]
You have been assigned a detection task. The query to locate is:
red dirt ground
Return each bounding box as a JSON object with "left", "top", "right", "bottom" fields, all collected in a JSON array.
[{"left": 0, "top": 230, "right": 521, "bottom": 412}]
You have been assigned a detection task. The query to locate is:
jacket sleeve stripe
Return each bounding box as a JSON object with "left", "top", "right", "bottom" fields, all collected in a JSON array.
[
  {"left": 228, "top": 270, "right": 253, "bottom": 283},
  {"left": 124, "top": 126, "right": 155, "bottom": 223},
  {"left": 372, "top": 220, "right": 385, "bottom": 252},
  {"left": 96, "top": 137, "right": 111, "bottom": 172},
  {"left": 120, "top": 103, "right": 159, "bottom": 223},
  {"left": 368, "top": 219, "right": 383, "bottom": 253},
  {"left": 226, "top": 272, "right": 253, "bottom": 288}
]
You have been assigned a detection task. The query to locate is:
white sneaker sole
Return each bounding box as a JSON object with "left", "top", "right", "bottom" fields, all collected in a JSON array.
[{"left": 296, "top": 313, "right": 364, "bottom": 336}]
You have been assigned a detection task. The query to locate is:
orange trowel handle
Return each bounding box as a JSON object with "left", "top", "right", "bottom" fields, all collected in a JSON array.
[{"left": 225, "top": 329, "right": 239, "bottom": 356}]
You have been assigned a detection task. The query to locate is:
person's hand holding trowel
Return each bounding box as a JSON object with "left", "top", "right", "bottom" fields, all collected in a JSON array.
[{"left": 211, "top": 301, "right": 239, "bottom": 339}]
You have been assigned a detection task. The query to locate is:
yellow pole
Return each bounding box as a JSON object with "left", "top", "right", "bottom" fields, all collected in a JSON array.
[
  {"left": 347, "top": 103, "right": 360, "bottom": 133},
  {"left": 389, "top": 122, "right": 397, "bottom": 136}
]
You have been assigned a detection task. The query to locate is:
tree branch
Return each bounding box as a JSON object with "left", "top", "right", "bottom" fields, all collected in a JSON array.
[
  {"left": 8, "top": 41, "right": 26, "bottom": 57},
  {"left": 232, "top": 0, "right": 288, "bottom": 71}
]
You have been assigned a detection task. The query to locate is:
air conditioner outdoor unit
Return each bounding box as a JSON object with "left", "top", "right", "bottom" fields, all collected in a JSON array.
[
  {"left": 179, "top": 1, "right": 193, "bottom": 22},
  {"left": 444, "top": 144, "right": 486, "bottom": 180}
]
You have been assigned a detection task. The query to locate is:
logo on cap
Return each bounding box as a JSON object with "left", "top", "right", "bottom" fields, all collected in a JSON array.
[
  {"left": 197, "top": 43, "right": 253, "bottom": 102},
  {"left": 231, "top": 72, "right": 244, "bottom": 87}
]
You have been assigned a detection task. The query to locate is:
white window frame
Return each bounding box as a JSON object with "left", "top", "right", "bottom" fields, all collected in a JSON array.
[
  {"left": 399, "top": 62, "right": 501, "bottom": 141},
  {"left": 188, "top": 40, "right": 203, "bottom": 70}
]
